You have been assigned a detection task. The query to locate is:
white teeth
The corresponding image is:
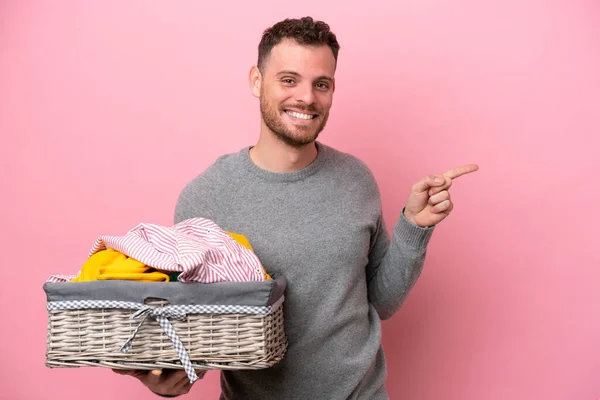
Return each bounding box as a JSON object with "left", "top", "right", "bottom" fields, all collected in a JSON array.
[{"left": 286, "top": 111, "right": 314, "bottom": 120}]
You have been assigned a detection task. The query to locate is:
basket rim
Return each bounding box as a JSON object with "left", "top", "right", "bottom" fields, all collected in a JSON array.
[{"left": 43, "top": 275, "right": 286, "bottom": 307}]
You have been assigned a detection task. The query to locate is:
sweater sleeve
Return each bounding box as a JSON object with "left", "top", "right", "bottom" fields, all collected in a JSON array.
[
  {"left": 173, "top": 173, "right": 222, "bottom": 225},
  {"left": 365, "top": 208, "right": 435, "bottom": 320}
]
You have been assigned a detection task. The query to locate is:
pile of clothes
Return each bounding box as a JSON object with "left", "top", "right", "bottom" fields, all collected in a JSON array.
[{"left": 47, "top": 218, "right": 270, "bottom": 283}]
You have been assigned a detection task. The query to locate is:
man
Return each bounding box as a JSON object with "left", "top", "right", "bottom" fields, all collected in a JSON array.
[{"left": 115, "top": 16, "right": 478, "bottom": 398}]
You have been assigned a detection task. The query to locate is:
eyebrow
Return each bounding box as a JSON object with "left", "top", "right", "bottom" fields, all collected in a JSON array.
[{"left": 276, "top": 70, "right": 334, "bottom": 83}]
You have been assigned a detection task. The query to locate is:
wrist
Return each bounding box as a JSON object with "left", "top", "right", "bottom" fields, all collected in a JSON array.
[{"left": 402, "top": 208, "right": 418, "bottom": 225}]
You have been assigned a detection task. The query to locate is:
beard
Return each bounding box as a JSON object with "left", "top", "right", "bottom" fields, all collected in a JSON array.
[{"left": 259, "top": 94, "right": 330, "bottom": 148}]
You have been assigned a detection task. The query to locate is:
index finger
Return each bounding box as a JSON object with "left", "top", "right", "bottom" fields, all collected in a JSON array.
[{"left": 442, "top": 164, "right": 479, "bottom": 179}]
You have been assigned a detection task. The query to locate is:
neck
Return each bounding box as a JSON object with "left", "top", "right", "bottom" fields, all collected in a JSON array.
[{"left": 249, "top": 123, "right": 318, "bottom": 173}]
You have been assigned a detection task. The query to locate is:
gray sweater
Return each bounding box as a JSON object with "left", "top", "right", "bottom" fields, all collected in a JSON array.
[{"left": 174, "top": 142, "right": 434, "bottom": 399}]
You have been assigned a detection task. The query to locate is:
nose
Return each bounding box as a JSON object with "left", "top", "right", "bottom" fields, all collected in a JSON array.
[{"left": 294, "top": 82, "right": 316, "bottom": 105}]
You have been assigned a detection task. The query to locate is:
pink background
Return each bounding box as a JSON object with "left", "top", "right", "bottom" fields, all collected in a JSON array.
[{"left": 1, "top": 1, "right": 599, "bottom": 399}]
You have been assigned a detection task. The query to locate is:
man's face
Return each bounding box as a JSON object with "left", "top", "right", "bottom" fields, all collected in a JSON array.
[{"left": 257, "top": 39, "right": 336, "bottom": 148}]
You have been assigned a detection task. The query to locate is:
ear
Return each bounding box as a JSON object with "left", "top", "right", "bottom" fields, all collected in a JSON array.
[{"left": 248, "top": 65, "right": 262, "bottom": 98}]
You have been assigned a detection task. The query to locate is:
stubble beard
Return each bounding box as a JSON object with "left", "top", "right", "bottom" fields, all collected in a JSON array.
[{"left": 259, "top": 95, "right": 329, "bottom": 148}]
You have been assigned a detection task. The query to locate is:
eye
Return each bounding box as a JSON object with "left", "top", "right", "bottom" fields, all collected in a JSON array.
[
  {"left": 316, "top": 82, "right": 330, "bottom": 90},
  {"left": 281, "top": 78, "right": 296, "bottom": 85}
]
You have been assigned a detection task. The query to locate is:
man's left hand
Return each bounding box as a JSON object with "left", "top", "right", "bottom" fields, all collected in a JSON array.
[{"left": 403, "top": 164, "right": 479, "bottom": 227}]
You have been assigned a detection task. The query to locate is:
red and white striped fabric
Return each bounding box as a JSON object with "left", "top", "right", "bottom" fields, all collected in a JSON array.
[{"left": 47, "top": 218, "right": 266, "bottom": 283}]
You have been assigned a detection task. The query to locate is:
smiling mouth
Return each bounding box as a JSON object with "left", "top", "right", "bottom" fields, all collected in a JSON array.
[{"left": 285, "top": 110, "right": 318, "bottom": 120}]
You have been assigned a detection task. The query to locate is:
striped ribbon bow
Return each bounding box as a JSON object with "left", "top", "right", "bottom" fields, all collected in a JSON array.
[{"left": 120, "top": 305, "right": 199, "bottom": 383}]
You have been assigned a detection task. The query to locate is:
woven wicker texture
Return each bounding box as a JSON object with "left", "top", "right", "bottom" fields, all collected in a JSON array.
[{"left": 45, "top": 299, "right": 287, "bottom": 371}]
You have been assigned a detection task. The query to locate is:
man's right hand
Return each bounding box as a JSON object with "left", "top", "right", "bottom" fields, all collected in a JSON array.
[{"left": 113, "top": 368, "right": 206, "bottom": 397}]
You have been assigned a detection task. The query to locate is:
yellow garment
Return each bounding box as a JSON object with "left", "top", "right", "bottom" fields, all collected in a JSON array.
[
  {"left": 71, "top": 231, "right": 271, "bottom": 282},
  {"left": 225, "top": 231, "right": 272, "bottom": 280},
  {"left": 70, "top": 249, "right": 170, "bottom": 282}
]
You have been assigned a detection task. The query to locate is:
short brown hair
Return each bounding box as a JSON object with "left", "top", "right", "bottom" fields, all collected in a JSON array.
[{"left": 257, "top": 17, "right": 340, "bottom": 71}]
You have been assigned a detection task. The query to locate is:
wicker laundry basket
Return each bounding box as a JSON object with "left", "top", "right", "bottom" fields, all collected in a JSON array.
[{"left": 44, "top": 276, "right": 287, "bottom": 382}]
